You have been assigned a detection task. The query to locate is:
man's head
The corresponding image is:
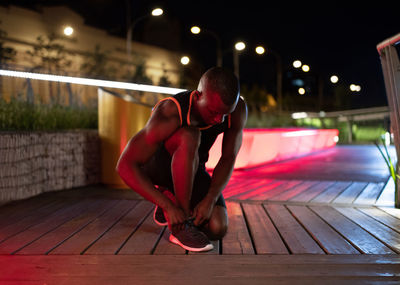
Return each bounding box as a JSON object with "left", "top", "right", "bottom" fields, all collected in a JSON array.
[{"left": 194, "top": 67, "right": 239, "bottom": 125}]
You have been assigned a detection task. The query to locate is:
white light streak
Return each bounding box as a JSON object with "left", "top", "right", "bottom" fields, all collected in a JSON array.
[{"left": 0, "top": 69, "right": 186, "bottom": 95}]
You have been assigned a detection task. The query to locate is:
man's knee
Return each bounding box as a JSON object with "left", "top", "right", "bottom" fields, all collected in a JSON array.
[{"left": 205, "top": 207, "right": 228, "bottom": 240}]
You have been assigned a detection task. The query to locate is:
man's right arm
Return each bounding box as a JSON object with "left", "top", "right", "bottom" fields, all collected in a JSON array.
[{"left": 116, "top": 99, "right": 180, "bottom": 212}]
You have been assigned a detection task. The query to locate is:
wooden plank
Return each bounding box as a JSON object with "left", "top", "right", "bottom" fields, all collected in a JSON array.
[
  {"left": 353, "top": 182, "right": 385, "bottom": 205},
  {"left": 272, "top": 181, "right": 319, "bottom": 201},
  {"left": 0, "top": 199, "right": 68, "bottom": 242},
  {"left": 153, "top": 227, "right": 186, "bottom": 255},
  {"left": 249, "top": 180, "right": 303, "bottom": 201},
  {"left": 1, "top": 255, "right": 400, "bottom": 285},
  {"left": 264, "top": 204, "right": 324, "bottom": 254},
  {"left": 230, "top": 180, "right": 284, "bottom": 200},
  {"left": 0, "top": 199, "right": 95, "bottom": 254},
  {"left": 85, "top": 200, "right": 153, "bottom": 255},
  {"left": 287, "top": 205, "right": 359, "bottom": 254},
  {"left": 334, "top": 207, "right": 400, "bottom": 253},
  {"left": 0, "top": 196, "right": 58, "bottom": 229},
  {"left": 222, "top": 201, "right": 254, "bottom": 254},
  {"left": 15, "top": 199, "right": 119, "bottom": 254},
  {"left": 375, "top": 178, "right": 395, "bottom": 206},
  {"left": 357, "top": 207, "right": 400, "bottom": 234},
  {"left": 332, "top": 182, "right": 368, "bottom": 204},
  {"left": 118, "top": 205, "right": 164, "bottom": 254},
  {"left": 223, "top": 179, "right": 275, "bottom": 199},
  {"left": 310, "top": 206, "right": 395, "bottom": 254},
  {"left": 241, "top": 203, "right": 288, "bottom": 254},
  {"left": 311, "top": 181, "right": 352, "bottom": 203},
  {"left": 290, "top": 181, "right": 337, "bottom": 203},
  {"left": 379, "top": 207, "right": 400, "bottom": 219},
  {"left": 49, "top": 200, "right": 136, "bottom": 255}
]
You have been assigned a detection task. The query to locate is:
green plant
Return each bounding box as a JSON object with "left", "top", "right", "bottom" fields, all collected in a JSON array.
[{"left": 374, "top": 136, "right": 399, "bottom": 207}]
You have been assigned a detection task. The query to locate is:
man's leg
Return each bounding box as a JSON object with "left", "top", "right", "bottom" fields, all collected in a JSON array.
[
  {"left": 164, "top": 127, "right": 201, "bottom": 217},
  {"left": 191, "top": 166, "right": 229, "bottom": 240},
  {"left": 202, "top": 205, "right": 228, "bottom": 240}
]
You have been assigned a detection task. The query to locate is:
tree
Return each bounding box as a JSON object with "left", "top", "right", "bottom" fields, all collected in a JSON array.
[
  {"left": 26, "top": 33, "right": 72, "bottom": 105},
  {"left": 80, "top": 44, "right": 116, "bottom": 80},
  {"left": 0, "top": 23, "right": 17, "bottom": 99},
  {"left": 158, "top": 64, "right": 172, "bottom": 87}
]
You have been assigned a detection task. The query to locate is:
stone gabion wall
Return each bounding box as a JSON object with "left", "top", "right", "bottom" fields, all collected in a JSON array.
[{"left": 0, "top": 131, "right": 101, "bottom": 204}]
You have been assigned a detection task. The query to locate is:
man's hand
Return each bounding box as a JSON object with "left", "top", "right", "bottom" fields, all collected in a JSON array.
[
  {"left": 193, "top": 196, "right": 215, "bottom": 226},
  {"left": 164, "top": 204, "right": 187, "bottom": 231}
]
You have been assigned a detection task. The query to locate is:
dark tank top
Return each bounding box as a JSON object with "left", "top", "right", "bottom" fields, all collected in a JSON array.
[{"left": 153, "top": 90, "right": 231, "bottom": 165}]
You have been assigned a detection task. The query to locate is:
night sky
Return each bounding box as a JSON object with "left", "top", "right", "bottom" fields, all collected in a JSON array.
[{"left": 3, "top": 0, "right": 400, "bottom": 109}]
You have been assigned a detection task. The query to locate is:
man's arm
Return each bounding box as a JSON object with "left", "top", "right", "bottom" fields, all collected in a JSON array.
[
  {"left": 208, "top": 97, "right": 248, "bottom": 201},
  {"left": 193, "top": 98, "right": 247, "bottom": 225},
  {"left": 116, "top": 99, "right": 184, "bottom": 222}
]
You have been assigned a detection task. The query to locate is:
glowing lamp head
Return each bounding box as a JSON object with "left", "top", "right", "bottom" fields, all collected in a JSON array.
[
  {"left": 180, "top": 56, "right": 190, "bottom": 65},
  {"left": 330, "top": 75, "right": 339, "bottom": 83},
  {"left": 191, "top": 26, "right": 201, "bottom": 34},
  {"left": 235, "top": 41, "right": 246, "bottom": 51},
  {"left": 293, "top": 60, "right": 302, "bottom": 68},
  {"left": 255, "top": 46, "right": 265, "bottom": 54},
  {"left": 63, "top": 26, "right": 74, "bottom": 36},
  {"left": 298, "top": 87, "right": 305, "bottom": 95},
  {"left": 302, "top": 65, "right": 310, "bottom": 72},
  {"left": 151, "top": 8, "right": 163, "bottom": 16}
]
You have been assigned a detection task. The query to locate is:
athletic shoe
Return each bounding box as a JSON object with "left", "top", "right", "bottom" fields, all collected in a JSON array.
[
  {"left": 153, "top": 205, "right": 168, "bottom": 226},
  {"left": 153, "top": 187, "right": 175, "bottom": 226},
  {"left": 169, "top": 218, "right": 213, "bottom": 252}
]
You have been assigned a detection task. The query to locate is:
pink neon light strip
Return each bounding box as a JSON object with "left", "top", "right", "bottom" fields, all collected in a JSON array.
[{"left": 206, "top": 128, "right": 339, "bottom": 170}]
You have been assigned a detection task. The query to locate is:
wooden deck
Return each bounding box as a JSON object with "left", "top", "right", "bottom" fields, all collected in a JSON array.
[{"left": 0, "top": 145, "right": 399, "bottom": 283}]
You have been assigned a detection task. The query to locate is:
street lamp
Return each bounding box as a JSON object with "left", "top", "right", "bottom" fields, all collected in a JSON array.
[
  {"left": 180, "top": 56, "right": 190, "bottom": 65},
  {"left": 63, "top": 26, "right": 74, "bottom": 36},
  {"left": 126, "top": 7, "right": 163, "bottom": 60},
  {"left": 233, "top": 41, "right": 246, "bottom": 79},
  {"left": 256, "top": 46, "right": 283, "bottom": 113},
  {"left": 293, "top": 60, "right": 302, "bottom": 68},
  {"left": 330, "top": 75, "right": 339, "bottom": 83},
  {"left": 190, "top": 26, "right": 223, "bottom": 67}
]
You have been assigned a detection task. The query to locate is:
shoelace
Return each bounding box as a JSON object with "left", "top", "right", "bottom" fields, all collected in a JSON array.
[{"left": 183, "top": 218, "right": 209, "bottom": 242}]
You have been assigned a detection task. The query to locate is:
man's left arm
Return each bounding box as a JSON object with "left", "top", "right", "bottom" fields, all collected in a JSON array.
[
  {"left": 193, "top": 98, "right": 247, "bottom": 225},
  {"left": 207, "top": 98, "right": 248, "bottom": 201}
]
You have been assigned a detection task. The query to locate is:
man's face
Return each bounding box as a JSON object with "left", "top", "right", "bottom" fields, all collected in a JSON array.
[{"left": 196, "top": 91, "right": 236, "bottom": 125}]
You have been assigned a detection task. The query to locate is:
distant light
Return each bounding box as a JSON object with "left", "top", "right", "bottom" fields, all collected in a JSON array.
[
  {"left": 385, "top": 132, "right": 391, "bottom": 146},
  {"left": 293, "top": 60, "right": 302, "bottom": 68},
  {"left": 180, "top": 56, "right": 190, "bottom": 65},
  {"left": 298, "top": 87, "right": 305, "bottom": 95},
  {"left": 350, "top": 84, "right": 361, "bottom": 92},
  {"left": 0, "top": 69, "right": 186, "bottom": 95},
  {"left": 255, "top": 46, "right": 265, "bottom": 54},
  {"left": 302, "top": 65, "right": 310, "bottom": 72},
  {"left": 63, "top": 26, "right": 74, "bottom": 36},
  {"left": 330, "top": 75, "right": 339, "bottom": 83},
  {"left": 151, "top": 8, "right": 163, "bottom": 16},
  {"left": 292, "top": 79, "right": 304, "bottom": 86},
  {"left": 191, "top": 26, "right": 201, "bottom": 34},
  {"left": 291, "top": 112, "right": 308, "bottom": 119},
  {"left": 235, "top": 41, "right": 246, "bottom": 51},
  {"left": 319, "top": 111, "right": 326, "bottom": 117}
]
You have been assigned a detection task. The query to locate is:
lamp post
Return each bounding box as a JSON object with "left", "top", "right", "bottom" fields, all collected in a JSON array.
[
  {"left": 126, "top": 8, "right": 163, "bottom": 60},
  {"left": 233, "top": 41, "right": 246, "bottom": 80},
  {"left": 258, "top": 47, "right": 283, "bottom": 113},
  {"left": 190, "top": 26, "right": 223, "bottom": 67}
]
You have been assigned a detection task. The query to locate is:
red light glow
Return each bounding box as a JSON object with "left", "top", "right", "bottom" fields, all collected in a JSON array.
[{"left": 206, "top": 128, "right": 339, "bottom": 170}]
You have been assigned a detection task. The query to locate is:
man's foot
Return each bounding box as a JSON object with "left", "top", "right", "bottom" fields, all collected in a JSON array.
[
  {"left": 153, "top": 187, "right": 175, "bottom": 227},
  {"left": 169, "top": 219, "right": 213, "bottom": 252},
  {"left": 153, "top": 205, "right": 168, "bottom": 226}
]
